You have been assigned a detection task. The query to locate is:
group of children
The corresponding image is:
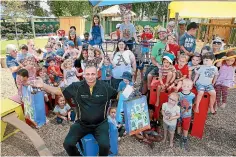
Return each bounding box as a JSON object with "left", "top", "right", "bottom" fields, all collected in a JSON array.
[{"left": 13, "top": 17, "right": 236, "bottom": 150}]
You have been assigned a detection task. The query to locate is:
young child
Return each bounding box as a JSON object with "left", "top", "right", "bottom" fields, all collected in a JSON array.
[
  {"left": 161, "top": 92, "right": 180, "bottom": 147},
  {"left": 177, "top": 79, "right": 195, "bottom": 149},
  {"left": 82, "top": 32, "right": 89, "bottom": 50},
  {"left": 63, "top": 41, "right": 80, "bottom": 60},
  {"left": 53, "top": 96, "right": 75, "bottom": 124},
  {"left": 110, "top": 23, "right": 121, "bottom": 40},
  {"left": 133, "top": 35, "right": 145, "bottom": 84},
  {"left": 179, "top": 22, "right": 198, "bottom": 59},
  {"left": 215, "top": 51, "right": 236, "bottom": 109},
  {"left": 89, "top": 15, "right": 105, "bottom": 46},
  {"left": 47, "top": 58, "right": 63, "bottom": 86},
  {"left": 141, "top": 25, "right": 153, "bottom": 62},
  {"left": 100, "top": 55, "right": 113, "bottom": 84},
  {"left": 43, "top": 44, "right": 57, "bottom": 67},
  {"left": 155, "top": 53, "right": 176, "bottom": 107},
  {"left": 169, "top": 54, "right": 189, "bottom": 92},
  {"left": 119, "top": 12, "right": 139, "bottom": 50},
  {"left": 61, "top": 58, "right": 82, "bottom": 87},
  {"left": 118, "top": 71, "right": 134, "bottom": 92},
  {"left": 193, "top": 53, "right": 218, "bottom": 114},
  {"left": 188, "top": 53, "right": 201, "bottom": 81},
  {"left": 17, "top": 44, "right": 32, "bottom": 63},
  {"left": 108, "top": 107, "right": 126, "bottom": 141},
  {"left": 165, "top": 34, "right": 180, "bottom": 58},
  {"left": 82, "top": 46, "right": 103, "bottom": 70}
]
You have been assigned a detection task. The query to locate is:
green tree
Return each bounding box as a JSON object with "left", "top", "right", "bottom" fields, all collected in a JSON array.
[
  {"left": 48, "top": 0, "right": 93, "bottom": 17},
  {"left": 132, "top": 1, "right": 170, "bottom": 21},
  {"left": 2, "top": 1, "right": 27, "bottom": 46},
  {"left": 23, "top": 1, "right": 49, "bottom": 16}
]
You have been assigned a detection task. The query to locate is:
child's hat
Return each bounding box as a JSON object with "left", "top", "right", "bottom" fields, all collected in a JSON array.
[
  {"left": 122, "top": 71, "right": 132, "bottom": 82},
  {"left": 67, "top": 40, "right": 75, "bottom": 47},
  {"left": 179, "top": 19, "right": 186, "bottom": 25},
  {"left": 144, "top": 25, "right": 150, "bottom": 29},
  {"left": 163, "top": 52, "right": 175, "bottom": 64},
  {"left": 168, "top": 21, "right": 175, "bottom": 27},
  {"left": 116, "top": 23, "right": 121, "bottom": 29},
  {"left": 157, "top": 27, "right": 167, "bottom": 33}
]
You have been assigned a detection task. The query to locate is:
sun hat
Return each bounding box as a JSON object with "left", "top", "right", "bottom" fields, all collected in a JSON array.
[
  {"left": 179, "top": 19, "right": 186, "bottom": 25},
  {"left": 163, "top": 52, "right": 175, "bottom": 64},
  {"left": 122, "top": 71, "right": 132, "bottom": 82},
  {"left": 168, "top": 21, "right": 175, "bottom": 27},
  {"left": 144, "top": 25, "right": 150, "bottom": 29},
  {"left": 157, "top": 27, "right": 167, "bottom": 33},
  {"left": 116, "top": 23, "right": 121, "bottom": 29},
  {"left": 67, "top": 40, "right": 75, "bottom": 47}
]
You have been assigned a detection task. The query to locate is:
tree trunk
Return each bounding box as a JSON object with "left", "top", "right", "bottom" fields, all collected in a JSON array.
[{"left": 14, "top": 19, "right": 19, "bottom": 47}]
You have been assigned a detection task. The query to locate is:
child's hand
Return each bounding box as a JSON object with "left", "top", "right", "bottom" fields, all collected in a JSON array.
[
  {"left": 63, "top": 117, "right": 68, "bottom": 121},
  {"left": 68, "top": 116, "right": 71, "bottom": 121}
]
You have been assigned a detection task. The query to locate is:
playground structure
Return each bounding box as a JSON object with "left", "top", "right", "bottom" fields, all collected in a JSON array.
[{"left": 1, "top": 98, "right": 52, "bottom": 156}]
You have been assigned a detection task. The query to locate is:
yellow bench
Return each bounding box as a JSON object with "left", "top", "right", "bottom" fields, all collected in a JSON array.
[{"left": 1, "top": 99, "right": 25, "bottom": 142}]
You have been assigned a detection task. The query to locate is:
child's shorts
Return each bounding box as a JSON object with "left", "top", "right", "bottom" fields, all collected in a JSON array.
[
  {"left": 142, "top": 47, "right": 150, "bottom": 54},
  {"left": 177, "top": 117, "right": 191, "bottom": 131},
  {"left": 163, "top": 122, "right": 176, "bottom": 132},
  {"left": 136, "top": 61, "right": 144, "bottom": 70},
  {"left": 196, "top": 83, "right": 214, "bottom": 92}
]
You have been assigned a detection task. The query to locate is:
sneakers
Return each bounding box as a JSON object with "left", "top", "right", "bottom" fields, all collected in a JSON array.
[{"left": 180, "top": 137, "right": 189, "bottom": 151}]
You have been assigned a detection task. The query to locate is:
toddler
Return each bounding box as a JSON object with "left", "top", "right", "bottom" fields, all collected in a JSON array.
[
  {"left": 100, "top": 55, "right": 113, "bottom": 84},
  {"left": 188, "top": 53, "right": 201, "bottom": 81},
  {"left": 215, "top": 51, "right": 236, "bottom": 109},
  {"left": 61, "top": 59, "right": 82, "bottom": 87},
  {"left": 108, "top": 107, "right": 126, "bottom": 141},
  {"left": 53, "top": 96, "right": 75, "bottom": 124},
  {"left": 193, "top": 53, "right": 218, "bottom": 114},
  {"left": 155, "top": 53, "right": 176, "bottom": 107},
  {"left": 47, "top": 58, "right": 63, "bottom": 86},
  {"left": 118, "top": 71, "right": 134, "bottom": 92},
  {"left": 133, "top": 35, "right": 145, "bottom": 84},
  {"left": 169, "top": 54, "right": 189, "bottom": 92},
  {"left": 166, "top": 34, "right": 180, "bottom": 58},
  {"left": 161, "top": 92, "right": 180, "bottom": 147},
  {"left": 177, "top": 79, "right": 195, "bottom": 150}
]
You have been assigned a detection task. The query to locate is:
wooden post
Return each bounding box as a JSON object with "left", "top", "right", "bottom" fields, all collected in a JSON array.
[
  {"left": 204, "top": 25, "right": 210, "bottom": 46},
  {"left": 103, "top": 16, "right": 106, "bottom": 36},
  {"left": 109, "top": 17, "right": 112, "bottom": 34},
  {"left": 197, "top": 23, "right": 202, "bottom": 41}
]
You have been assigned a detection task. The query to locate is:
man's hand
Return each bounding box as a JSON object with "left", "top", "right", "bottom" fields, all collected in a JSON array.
[{"left": 30, "top": 77, "right": 44, "bottom": 88}]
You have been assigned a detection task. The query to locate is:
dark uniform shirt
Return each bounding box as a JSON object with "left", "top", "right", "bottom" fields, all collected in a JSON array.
[{"left": 62, "top": 80, "right": 117, "bottom": 126}]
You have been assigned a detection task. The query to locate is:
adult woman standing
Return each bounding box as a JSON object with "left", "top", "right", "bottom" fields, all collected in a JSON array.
[
  {"left": 111, "top": 40, "right": 136, "bottom": 90},
  {"left": 212, "top": 37, "right": 224, "bottom": 60},
  {"left": 89, "top": 15, "right": 105, "bottom": 47}
]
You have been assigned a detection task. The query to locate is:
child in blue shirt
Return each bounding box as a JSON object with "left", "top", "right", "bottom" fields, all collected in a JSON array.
[
  {"left": 177, "top": 78, "right": 195, "bottom": 150},
  {"left": 101, "top": 55, "right": 113, "bottom": 84},
  {"left": 179, "top": 22, "right": 198, "bottom": 60},
  {"left": 118, "top": 71, "right": 134, "bottom": 92}
]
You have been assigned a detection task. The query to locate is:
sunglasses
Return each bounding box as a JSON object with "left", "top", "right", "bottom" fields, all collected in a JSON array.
[{"left": 213, "top": 42, "right": 221, "bottom": 45}]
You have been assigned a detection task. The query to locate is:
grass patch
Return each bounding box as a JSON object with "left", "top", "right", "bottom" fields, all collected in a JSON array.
[{"left": 0, "top": 39, "right": 48, "bottom": 56}]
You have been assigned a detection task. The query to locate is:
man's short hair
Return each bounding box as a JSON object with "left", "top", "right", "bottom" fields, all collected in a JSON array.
[
  {"left": 21, "top": 44, "right": 28, "bottom": 51},
  {"left": 202, "top": 53, "right": 215, "bottom": 60},
  {"left": 187, "top": 22, "right": 198, "bottom": 31},
  {"left": 6, "top": 44, "right": 17, "bottom": 54},
  {"left": 84, "top": 32, "right": 89, "bottom": 36},
  {"left": 17, "top": 69, "right": 29, "bottom": 78}
]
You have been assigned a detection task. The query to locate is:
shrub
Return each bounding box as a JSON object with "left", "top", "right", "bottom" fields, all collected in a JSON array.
[
  {"left": 27, "top": 33, "right": 34, "bottom": 39},
  {"left": 55, "top": 24, "right": 60, "bottom": 31},
  {"left": 18, "top": 33, "right": 24, "bottom": 40},
  {"left": 6, "top": 33, "right": 15, "bottom": 40}
]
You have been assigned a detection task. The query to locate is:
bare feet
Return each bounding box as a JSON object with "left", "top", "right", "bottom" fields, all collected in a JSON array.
[{"left": 170, "top": 142, "right": 174, "bottom": 148}]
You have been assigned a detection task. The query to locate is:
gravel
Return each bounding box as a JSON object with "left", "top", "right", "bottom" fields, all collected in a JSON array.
[{"left": 1, "top": 68, "right": 236, "bottom": 156}]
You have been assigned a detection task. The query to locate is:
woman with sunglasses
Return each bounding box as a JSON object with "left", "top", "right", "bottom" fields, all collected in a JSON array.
[{"left": 212, "top": 37, "right": 224, "bottom": 60}]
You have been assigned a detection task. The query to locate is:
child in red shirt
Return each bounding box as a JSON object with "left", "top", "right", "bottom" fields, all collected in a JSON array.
[
  {"left": 168, "top": 54, "right": 189, "bottom": 92},
  {"left": 166, "top": 34, "right": 180, "bottom": 58},
  {"left": 47, "top": 58, "right": 63, "bottom": 86},
  {"left": 141, "top": 25, "right": 153, "bottom": 62}
]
